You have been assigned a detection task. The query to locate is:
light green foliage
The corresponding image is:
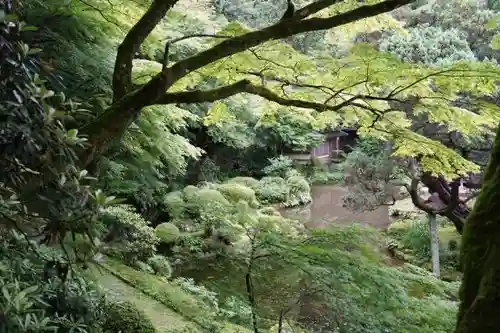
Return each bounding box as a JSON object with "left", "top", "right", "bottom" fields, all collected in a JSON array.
[
  {"left": 25, "top": 0, "right": 205, "bottom": 211},
  {"left": 164, "top": 191, "right": 186, "bottom": 219},
  {"left": 16, "top": 1, "right": 500, "bottom": 331},
  {"left": 193, "top": 17, "right": 499, "bottom": 178},
  {"left": 267, "top": 323, "right": 308, "bottom": 333},
  {"left": 155, "top": 223, "right": 181, "bottom": 244},
  {"left": 187, "top": 188, "right": 231, "bottom": 224},
  {"left": 286, "top": 175, "right": 312, "bottom": 207},
  {"left": 401, "top": 219, "right": 433, "bottom": 261},
  {"left": 102, "top": 104, "right": 202, "bottom": 210},
  {"left": 380, "top": 25, "right": 476, "bottom": 66},
  {"left": 254, "top": 174, "right": 312, "bottom": 207},
  {"left": 225, "top": 177, "right": 260, "bottom": 190},
  {"left": 191, "top": 223, "right": 458, "bottom": 332},
  {"left": 103, "top": 300, "right": 157, "bottom": 333},
  {"left": 102, "top": 205, "right": 158, "bottom": 264},
  {"left": 173, "top": 277, "right": 220, "bottom": 312},
  {"left": 147, "top": 255, "right": 173, "bottom": 277},
  {"left": 255, "top": 176, "right": 289, "bottom": 204},
  {"left": 258, "top": 206, "right": 281, "bottom": 216},
  {"left": 182, "top": 185, "right": 201, "bottom": 203},
  {"left": 257, "top": 110, "right": 325, "bottom": 154},
  {"left": 216, "top": 183, "right": 260, "bottom": 208},
  {"left": 203, "top": 98, "right": 258, "bottom": 150},
  {"left": 219, "top": 296, "right": 253, "bottom": 326}
]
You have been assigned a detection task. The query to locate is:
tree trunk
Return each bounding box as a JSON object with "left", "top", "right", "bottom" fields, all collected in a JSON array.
[
  {"left": 419, "top": 174, "right": 469, "bottom": 234},
  {"left": 428, "top": 212, "right": 440, "bottom": 278},
  {"left": 455, "top": 124, "right": 500, "bottom": 332}
]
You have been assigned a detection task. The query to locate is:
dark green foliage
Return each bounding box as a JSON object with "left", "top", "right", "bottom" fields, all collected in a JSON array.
[
  {"left": 488, "top": 0, "right": 500, "bottom": 10},
  {"left": 0, "top": 9, "right": 103, "bottom": 244},
  {"left": 0, "top": 10, "right": 113, "bottom": 331},
  {"left": 103, "top": 300, "right": 157, "bottom": 333},
  {"left": 0, "top": 231, "right": 107, "bottom": 332}
]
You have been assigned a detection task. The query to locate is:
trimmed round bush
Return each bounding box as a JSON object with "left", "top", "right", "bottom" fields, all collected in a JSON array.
[
  {"left": 103, "top": 301, "right": 156, "bottom": 333},
  {"left": 287, "top": 175, "right": 310, "bottom": 193},
  {"left": 182, "top": 185, "right": 199, "bottom": 202},
  {"left": 225, "top": 177, "right": 260, "bottom": 190},
  {"left": 155, "top": 222, "right": 181, "bottom": 243},
  {"left": 216, "top": 183, "right": 259, "bottom": 208},
  {"left": 187, "top": 188, "right": 231, "bottom": 224},
  {"left": 163, "top": 191, "right": 185, "bottom": 219}
]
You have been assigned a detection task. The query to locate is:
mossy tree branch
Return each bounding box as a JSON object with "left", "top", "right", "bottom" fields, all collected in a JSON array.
[{"left": 455, "top": 122, "right": 500, "bottom": 332}]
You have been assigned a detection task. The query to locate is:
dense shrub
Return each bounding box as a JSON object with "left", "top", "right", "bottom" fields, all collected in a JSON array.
[
  {"left": 286, "top": 175, "right": 312, "bottom": 207},
  {"left": 225, "top": 177, "right": 260, "bottom": 190},
  {"left": 102, "top": 205, "right": 158, "bottom": 264},
  {"left": 155, "top": 222, "right": 181, "bottom": 243},
  {"left": 0, "top": 11, "right": 111, "bottom": 332},
  {"left": 102, "top": 301, "right": 156, "bottom": 333},
  {"left": 401, "top": 219, "right": 431, "bottom": 261},
  {"left": 258, "top": 206, "right": 281, "bottom": 216},
  {"left": 186, "top": 188, "right": 231, "bottom": 225},
  {"left": 255, "top": 176, "right": 289, "bottom": 204},
  {"left": 403, "top": 0, "right": 500, "bottom": 60},
  {"left": 262, "top": 155, "right": 295, "bottom": 178},
  {"left": 163, "top": 191, "right": 186, "bottom": 219},
  {"left": 147, "top": 254, "right": 173, "bottom": 277},
  {"left": 0, "top": 232, "right": 107, "bottom": 332},
  {"left": 182, "top": 185, "right": 200, "bottom": 202},
  {"left": 380, "top": 25, "right": 476, "bottom": 66},
  {"left": 216, "top": 183, "right": 259, "bottom": 208}
]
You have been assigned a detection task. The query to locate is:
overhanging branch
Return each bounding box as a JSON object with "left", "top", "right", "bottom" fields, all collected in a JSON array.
[
  {"left": 112, "top": 0, "right": 179, "bottom": 101},
  {"left": 293, "top": 0, "right": 344, "bottom": 20},
  {"left": 159, "top": 79, "right": 389, "bottom": 115},
  {"left": 163, "top": 0, "right": 413, "bottom": 89}
]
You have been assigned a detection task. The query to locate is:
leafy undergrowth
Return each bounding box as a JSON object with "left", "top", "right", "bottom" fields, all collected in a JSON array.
[
  {"left": 387, "top": 217, "right": 462, "bottom": 280},
  {"left": 98, "top": 257, "right": 251, "bottom": 333}
]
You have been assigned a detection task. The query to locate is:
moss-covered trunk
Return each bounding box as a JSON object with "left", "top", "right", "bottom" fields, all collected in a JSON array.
[{"left": 455, "top": 123, "right": 500, "bottom": 332}]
